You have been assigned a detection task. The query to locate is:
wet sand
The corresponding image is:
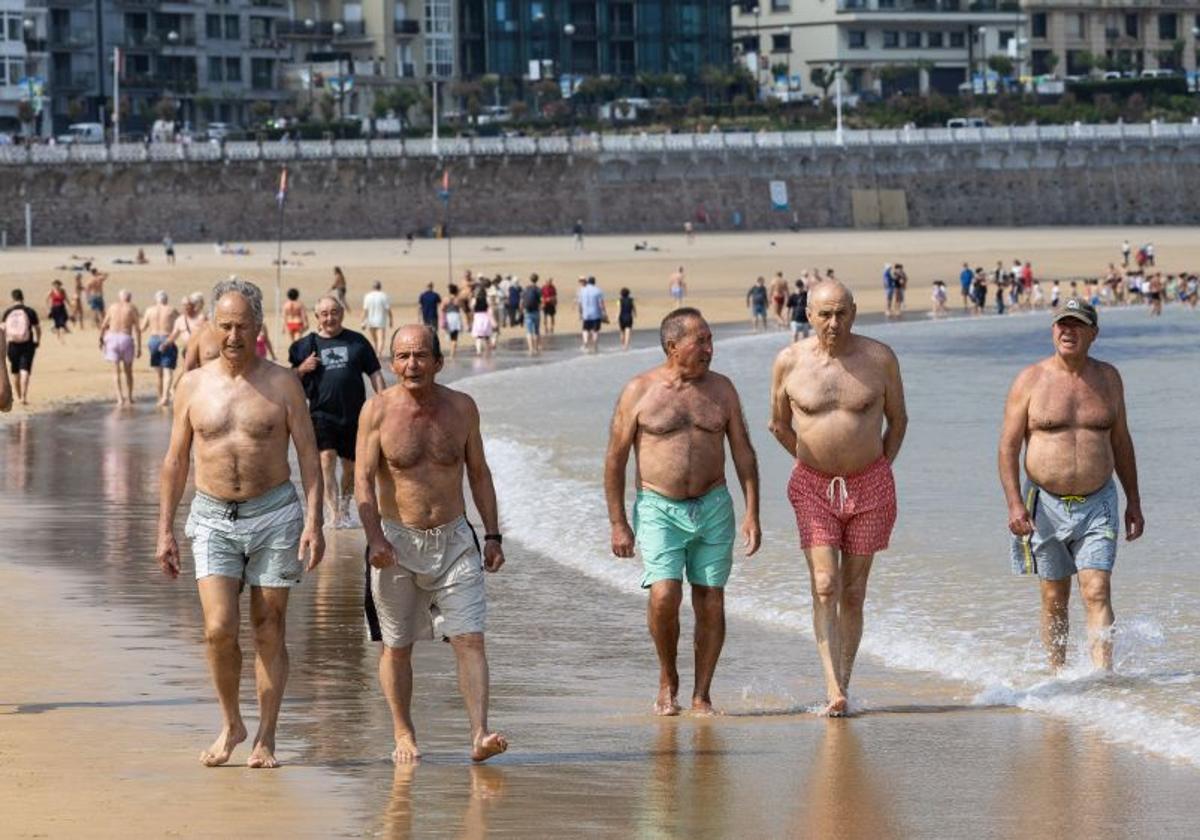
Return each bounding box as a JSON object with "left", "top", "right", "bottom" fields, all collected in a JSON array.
[
  {"left": 3, "top": 389, "right": 1199, "bottom": 837},
  {"left": 2, "top": 226, "right": 1197, "bottom": 414}
]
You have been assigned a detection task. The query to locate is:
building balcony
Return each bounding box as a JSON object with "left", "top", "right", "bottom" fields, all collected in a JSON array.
[
  {"left": 249, "top": 0, "right": 287, "bottom": 8},
  {"left": 248, "top": 37, "right": 288, "bottom": 51},
  {"left": 54, "top": 71, "right": 96, "bottom": 91},
  {"left": 277, "top": 20, "right": 367, "bottom": 40},
  {"left": 837, "top": 0, "right": 1020, "bottom": 11},
  {"left": 27, "top": 0, "right": 93, "bottom": 8},
  {"left": 394, "top": 19, "right": 421, "bottom": 35},
  {"left": 49, "top": 28, "right": 95, "bottom": 49}
]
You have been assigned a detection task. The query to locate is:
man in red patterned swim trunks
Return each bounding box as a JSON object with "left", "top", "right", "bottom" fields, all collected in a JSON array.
[{"left": 769, "top": 281, "right": 907, "bottom": 716}]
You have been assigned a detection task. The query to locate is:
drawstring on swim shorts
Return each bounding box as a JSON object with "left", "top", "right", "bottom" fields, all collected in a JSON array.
[
  {"left": 827, "top": 476, "right": 849, "bottom": 512},
  {"left": 225, "top": 501, "right": 241, "bottom": 522},
  {"left": 415, "top": 525, "right": 445, "bottom": 555}
]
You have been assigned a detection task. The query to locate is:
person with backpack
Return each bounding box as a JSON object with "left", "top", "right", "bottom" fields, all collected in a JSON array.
[
  {"left": 3, "top": 289, "right": 40, "bottom": 406},
  {"left": 521, "top": 273, "right": 543, "bottom": 356}
]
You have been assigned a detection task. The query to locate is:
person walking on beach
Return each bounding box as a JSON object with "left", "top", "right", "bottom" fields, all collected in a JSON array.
[
  {"left": 605, "top": 308, "right": 761, "bottom": 716},
  {"left": 769, "top": 272, "right": 789, "bottom": 328},
  {"left": 156, "top": 278, "right": 324, "bottom": 769},
  {"left": 362, "top": 281, "right": 393, "bottom": 355},
  {"left": 331, "top": 267, "right": 349, "bottom": 307},
  {"left": 417, "top": 283, "right": 441, "bottom": 331},
  {"left": 769, "top": 281, "right": 907, "bottom": 716},
  {"left": 3, "top": 290, "right": 39, "bottom": 407},
  {"left": 355, "top": 325, "right": 508, "bottom": 763},
  {"left": 282, "top": 288, "right": 309, "bottom": 342},
  {"left": 668, "top": 267, "right": 687, "bottom": 309},
  {"left": 45, "top": 280, "right": 70, "bottom": 342},
  {"left": 999, "top": 299, "right": 1143, "bottom": 673},
  {"left": 142, "top": 290, "right": 179, "bottom": 406},
  {"left": 163, "top": 234, "right": 176, "bottom": 265},
  {"left": 747, "top": 277, "right": 769, "bottom": 332},
  {"left": 99, "top": 290, "right": 142, "bottom": 406},
  {"left": 541, "top": 277, "right": 558, "bottom": 334},
  {"left": 959, "top": 262, "right": 973, "bottom": 312},
  {"left": 289, "top": 295, "right": 384, "bottom": 528},
  {"left": 787, "top": 279, "right": 810, "bottom": 341},
  {"left": 617, "top": 287, "right": 636, "bottom": 350},
  {"left": 84, "top": 268, "right": 108, "bottom": 329},
  {"left": 1121, "top": 239, "right": 1131, "bottom": 267},
  {"left": 522, "top": 274, "right": 543, "bottom": 356},
  {"left": 443, "top": 285, "right": 463, "bottom": 360},
  {"left": 0, "top": 328, "right": 11, "bottom": 412},
  {"left": 579, "top": 276, "right": 607, "bottom": 354},
  {"left": 573, "top": 218, "right": 585, "bottom": 250}
]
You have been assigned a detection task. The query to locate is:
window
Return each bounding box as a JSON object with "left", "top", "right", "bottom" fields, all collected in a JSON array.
[
  {"left": 224, "top": 15, "right": 239, "bottom": 41},
  {"left": 905, "top": 31, "right": 921, "bottom": 48},
  {"left": 882, "top": 30, "right": 899, "bottom": 49},
  {"left": 1124, "top": 14, "right": 1138, "bottom": 38},
  {"left": 771, "top": 33, "right": 791, "bottom": 53},
  {"left": 847, "top": 30, "right": 866, "bottom": 49},
  {"left": 425, "top": 36, "right": 453, "bottom": 77},
  {"left": 1158, "top": 14, "right": 1177, "bottom": 41},
  {"left": 207, "top": 14, "right": 221, "bottom": 39},
  {"left": 999, "top": 30, "right": 1014, "bottom": 49},
  {"left": 396, "top": 43, "right": 415, "bottom": 77},
  {"left": 949, "top": 31, "right": 965, "bottom": 48},
  {"left": 1031, "top": 13, "right": 1046, "bottom": 39},
  {"left": 226, "top": 57, "right": 242, "bottom": 82},
  {"left": 207, "top": 56, "right": 223, "bottom": 82},
  {"left": 927, "top": 31, "right": 943, "bottom": 48},
  {"left": 771, "top": 0, "right": 790, "bottom": 10},
  {"left": 1071, "top": 14, "right": 1085, "bottom": 40},
  {"left": 425, "top": 0, "right": 452, "bottom": 35},
  {"left": 3, "top": 13, "right": 21, "bottom": 42},
  {"left": 251, "top": 58, "right": 274, "bottom": 89}
]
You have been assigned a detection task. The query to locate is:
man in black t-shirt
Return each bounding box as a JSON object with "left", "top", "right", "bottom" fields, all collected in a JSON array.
[
  {"left": 3, "top": 288, "right": 41, "bottom": 406},
  {"left": 289, "top": 295, "right": 385, "bottom": 527},
  {"left": 786, "top": 280, "right": 809, "bottom": 342}
]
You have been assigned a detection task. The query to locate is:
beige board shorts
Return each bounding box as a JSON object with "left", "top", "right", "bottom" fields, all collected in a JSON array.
[{"left": 364, "top": 515, "right": 486, "bottom": 648}]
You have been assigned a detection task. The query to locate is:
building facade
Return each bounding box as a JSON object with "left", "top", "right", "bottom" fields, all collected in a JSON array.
[
  {"left": 458, "top": 1, "right": 733, "bottom": 93},
  {"left": 735, "top": 0, "right": 1027, "bottom": 97},
  {"left": 1024, "top": 1, "right": 1200, "bottom": 77},
  {"left": 1, "top": 0, "right": 49, "bottom": 136}
]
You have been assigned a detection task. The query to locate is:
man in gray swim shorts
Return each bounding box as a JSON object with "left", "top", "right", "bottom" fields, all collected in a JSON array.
[
  {"left": 157, "top": 278, "right": 324, "bottom": 770},
  {"left": 999, "top": 298, "right": 1144, "bottom": 673},
  {"left": 355, "top": 325, "right": 508, "bottom": 764}
]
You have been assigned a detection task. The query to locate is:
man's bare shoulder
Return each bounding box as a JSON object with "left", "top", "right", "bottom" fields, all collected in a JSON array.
[
  {"left": 1010, "top": 360, "right": 1049, "bottom": 393},
  {"left": 1088, "top": 358, "right": 1124, "bottom": 391},
  {"left": 440, "top": 384, "right": 479, "bottom": 417},
  {"left": 702, "top": 369, "right": 741, "bottom": 400},
  {"left": 851, "top": 334, "right": 898, "bottom": 364},
  {"left": 619, "top": 367, "right": 662, "bottom": 400}
]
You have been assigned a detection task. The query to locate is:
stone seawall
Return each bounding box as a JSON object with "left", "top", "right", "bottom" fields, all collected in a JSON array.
[{"left": 2, "top": 139, "right": 1198, "bottom": 245}]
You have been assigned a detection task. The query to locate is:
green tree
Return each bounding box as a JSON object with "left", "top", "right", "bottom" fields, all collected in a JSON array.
[
  {"left": 810, "top": 66, "right": 836, "bottom": 99},
  {"left": 250, "top": 100, "right": 273, "bottom": 126},
  {"left": 687, "top": 95, "right": 706, "bottom": 118},
  {"left": 987, "top": 55, "right": 1015, "bottom": 78},
  {"left": 1074, "top": 51, "right": 1096, "bottom": 75},
  {"left": 507, "top": 99, "right": 529, "bottom": 122},
  {"left": 317, "top": 91, "right": 336, "bottom": 124},
  {"left": 154, "top": 97, "right": 176, "bottom": 123},
  {"left": 1044, "top": 52, "right": 1060, "bottom": 75},
  {"left": 16, "top": 100, "right": 35, "bottom": 136}
]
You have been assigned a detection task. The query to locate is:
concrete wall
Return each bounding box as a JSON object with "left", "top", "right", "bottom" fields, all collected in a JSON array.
[{"left": 2, "top": 139, "right": 1199, "bottom": 245}]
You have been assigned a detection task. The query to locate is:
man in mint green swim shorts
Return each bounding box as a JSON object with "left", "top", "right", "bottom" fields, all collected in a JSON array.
[{"left": 605, "top": 308, "right": 761, "bottom": 717}]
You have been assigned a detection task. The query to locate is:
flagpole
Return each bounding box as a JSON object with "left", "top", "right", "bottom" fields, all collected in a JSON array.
[
  {"left": 444, "top": 172, "right": 453, "bottom": 290},
  {"left": 274, "top": 165, "right": 288, "bottom": 334}
]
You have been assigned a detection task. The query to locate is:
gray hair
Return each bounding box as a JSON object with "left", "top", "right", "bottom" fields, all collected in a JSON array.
[
  {"left": 211, "top": 277, "right": 264, "bottom": 326},
  {"left": 155, "top": 289, "right": 168, "bottom": 304},
  {"left": 118, "top": 289, "right": 132, "bottom": 302}
]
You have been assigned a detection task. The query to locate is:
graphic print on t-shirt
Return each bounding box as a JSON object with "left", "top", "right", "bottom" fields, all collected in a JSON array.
[{"left": 320, "top": 346, "right": 349, "bottom": 370}]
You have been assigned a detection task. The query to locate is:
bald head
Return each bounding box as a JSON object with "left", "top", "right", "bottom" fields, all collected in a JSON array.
[
  {"left": 390, "top": 324, "right": 442, "bottom": 360},
  {"left": 808, "top": 280, "right": 854, "bottom": 308}
]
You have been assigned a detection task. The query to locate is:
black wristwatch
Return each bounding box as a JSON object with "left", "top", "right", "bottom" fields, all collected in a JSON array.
[{"left": 484, "top": 533, "right": 503, "bottom": 544}]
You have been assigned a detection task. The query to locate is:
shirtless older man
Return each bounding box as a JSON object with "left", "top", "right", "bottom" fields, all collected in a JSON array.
[
  {"left": 999, "top": 298, "right": 1143, "bottom": 672},
  {"left": 605, "top": 307, "right": 761, "bottom": 716},
  {"left": 156, "top": 278, "right": 324, "bottom": 769},
  {"left": 141, "top": 290, "right": 179, "bottom": 405},
  {"left": 355, "top": 325, "right": 507, "bottom": 764},
  {"left": 769, "top": 281, "right": 907, "bottom": 716},
  {"left": 98, "top": 290, "right": 142, "bottom": 405}
]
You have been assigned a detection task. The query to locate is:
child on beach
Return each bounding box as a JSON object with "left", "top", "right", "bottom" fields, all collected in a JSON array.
[{"left": 930, "top": 281, "right": 948, "bottom": 317}]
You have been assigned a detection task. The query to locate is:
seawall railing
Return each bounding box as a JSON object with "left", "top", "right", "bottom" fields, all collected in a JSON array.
[{"left": 2, "top": 122, "right": 1198, "bottom": 166}]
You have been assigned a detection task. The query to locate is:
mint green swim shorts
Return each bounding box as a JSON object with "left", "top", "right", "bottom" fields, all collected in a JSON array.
[{"left": 634, "top": 485, "right": 735, "bottom": 589}]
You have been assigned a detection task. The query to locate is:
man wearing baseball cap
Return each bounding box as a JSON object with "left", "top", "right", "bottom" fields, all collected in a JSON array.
[{"left": 997, "top": 298, "right": 1144, "bottom": 673}]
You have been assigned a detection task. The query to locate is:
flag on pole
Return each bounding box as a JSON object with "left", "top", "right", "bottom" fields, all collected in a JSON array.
[
  {"left": 276, "top": 166, "right": 289, "bottom": 210},
  {"left": 437, "top": 169, "right": 450, "bottom": 202}
]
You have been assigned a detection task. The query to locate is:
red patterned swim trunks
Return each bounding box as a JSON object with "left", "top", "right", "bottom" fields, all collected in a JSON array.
[{"left": 786, "top": 456, "right": 897, "bottom": 555}]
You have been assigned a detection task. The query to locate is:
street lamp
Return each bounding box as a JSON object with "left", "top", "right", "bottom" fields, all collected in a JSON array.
[
  {"left": 304, "top": 18, "right": 315, "bottom": 113},
  {"left": 562, "top": 22, "right": 576, "bottom": 129},
  {"left": 332, "top": 20, "right": 345, "bottom": 125},
  {"left": 752, "top": 6, "right": 762, "bottom": 97},
  {"left": 978, "top": 26, "right": 988, "bottom": 93},
  {"left": 21, "top": 18, "right": 41, "bottom": 138}
]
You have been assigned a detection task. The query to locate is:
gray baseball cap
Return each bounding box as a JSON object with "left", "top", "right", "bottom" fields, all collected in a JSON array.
[{"left": 1053, "top": 297, "right": 1097, "bottom": 327}]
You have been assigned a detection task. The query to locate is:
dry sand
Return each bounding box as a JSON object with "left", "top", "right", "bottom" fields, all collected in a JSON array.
[{"left": 1, "top": 226, "right": 1195, "bottom": 414}]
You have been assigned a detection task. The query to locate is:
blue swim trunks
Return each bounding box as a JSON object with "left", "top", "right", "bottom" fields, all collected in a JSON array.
[
  {"left": 634, "top": 485, "right": 735, "bottom": 589},
  {"left": 1011, "top": 478, "right": 1119, "bottom": 580},
  {"left": 148, "top": 335, "right": 178, "bottom": 369}
]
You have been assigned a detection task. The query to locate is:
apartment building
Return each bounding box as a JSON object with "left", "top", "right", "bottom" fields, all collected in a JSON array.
[
  {"left": 1, "top": 0, "right": 49, "bottom": 136},
  {"left": 458, "top": 1, "right": 733, "bottom": 93},
  {"left": 1025, "top": 1, "right": 1200, "bottom": 76},
  {"left": 733, "top": 0, "right": 1026, "bottom": 97}
]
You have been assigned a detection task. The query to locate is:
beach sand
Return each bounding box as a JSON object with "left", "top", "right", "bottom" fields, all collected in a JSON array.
[{"left": 1, "top": 226, "right": 1195, "bottom": 414}]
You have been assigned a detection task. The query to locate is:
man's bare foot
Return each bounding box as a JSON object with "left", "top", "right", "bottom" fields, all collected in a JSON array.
[
  {"left": 199, "top": 721, "right": 247, "bottom": 767},
  {"left": 654, "top": 687, "right": 682, "bottom": 716},
  {"left": 247, "top": 740, "right": 280, "bottom": 769},
  {"left": 471, "top": 731, "right": 508, "bottom": 763},
  {"left": 689, "top": 698, "right": 720, "bottom": 717},
  {"left": 823, "top": 695, "right": 849, "bottom": 718},
  {"left": 392, "top": 733, "right": 422, "bottom": 764}
]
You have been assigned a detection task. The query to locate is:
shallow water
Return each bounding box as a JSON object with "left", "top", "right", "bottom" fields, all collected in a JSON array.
[{"left": 2, "top": 307, "right": 1199, "bottom": 836}]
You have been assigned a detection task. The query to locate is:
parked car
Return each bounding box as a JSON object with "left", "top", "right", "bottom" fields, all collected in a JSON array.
[
  {"left": 205, "top": 121, "right": 237, "bottom": 141},
  {"left": 1101, "top": 71, "right": 1123, "bottom": 80},
  {"left": 946, "top": 117, "right": 987, "bottom": 129},
  {"left": 1140, "top": 69, "right": 1176, "bottom": 79},
  {"left": 56, "top": 122, "right": 105, "bottom": 144}
]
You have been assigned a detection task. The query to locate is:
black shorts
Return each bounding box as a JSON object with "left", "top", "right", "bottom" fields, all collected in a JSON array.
[
  {"left": 618, "top": 316, "right": 633, "bottom": 330},
  {"left": 7, "top": 341, "right": 36, "bottom": 374},
  {"left": 543, "top": 302, "right": 557, "bottom": 317},
  {"left": 314, "top": 418, "right": 357, "bottom": 461},
  {"left": 583, "top": 318, "right": 602, "bottom": 332}
]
